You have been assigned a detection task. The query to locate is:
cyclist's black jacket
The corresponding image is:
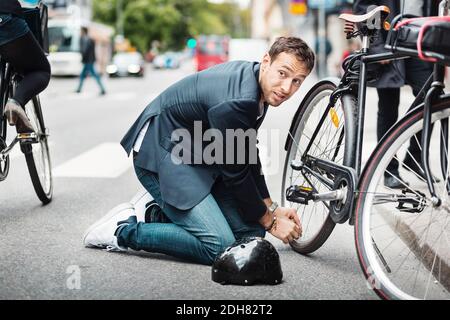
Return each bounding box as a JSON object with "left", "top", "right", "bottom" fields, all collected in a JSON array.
[
  {"left": 0, "top": 0, "right": 23, "bottom": 17},
  {"left": 80, "top": 35, "right": 96, "bottom": 64},
  {"left": 354, "top": 0, "right": 438, "bottom": 88}
]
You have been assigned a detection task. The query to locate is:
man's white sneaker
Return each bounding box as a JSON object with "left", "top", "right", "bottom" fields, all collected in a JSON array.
[
  {"left": 82, "top": 203, "right": 135, "bottom": 251},
  {"left": 129, "top": 188, "right": 170, "bottom": 223},
  {"left": 130, "top": 187, "right": 154, "bottom": 222}
]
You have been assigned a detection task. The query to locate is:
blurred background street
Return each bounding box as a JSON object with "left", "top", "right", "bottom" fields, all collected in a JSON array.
[{"left": 0, "top": 0, "right": 448, "bottom": 300}]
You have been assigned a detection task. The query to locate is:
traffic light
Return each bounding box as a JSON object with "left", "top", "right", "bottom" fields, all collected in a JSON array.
[{"left": 187, "top": 38, "right": 197, "bottom": 49}]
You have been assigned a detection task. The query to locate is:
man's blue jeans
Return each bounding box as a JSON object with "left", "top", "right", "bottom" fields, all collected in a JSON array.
[
  {"left": 116, "top": 164, "right": 265, "bottom": 265},
  {"left": 76, "top": 63, "right": 106, "bottom": 93}
]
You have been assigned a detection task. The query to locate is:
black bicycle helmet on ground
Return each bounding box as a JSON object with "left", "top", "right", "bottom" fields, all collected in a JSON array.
[{"left": 211, "top": 237, "right": 283, "bottom": 285}]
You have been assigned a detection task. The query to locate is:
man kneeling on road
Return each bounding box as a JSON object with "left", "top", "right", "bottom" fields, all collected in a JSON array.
[{"left": 83, "top": 37, "right": 315, "bottom": 265}]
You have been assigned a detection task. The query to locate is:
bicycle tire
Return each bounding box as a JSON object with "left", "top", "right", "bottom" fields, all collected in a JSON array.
[
  {"left": 0, "top": 61, "right": 9, "bottom": 181},
  {"left": 355, "top": 96, "right": 450, "bottom": 300},
  {"left": 282, "top": 81, "right": 357, "bottom": 254},
  {"left": 21, "top": 95, "right": 52, "bottom": 204},
  {"left": 0, "top": 103, "right": 9, "bottom": 182},
  {"left": 0, "top": 137, "right": 9, "bottom": 181}
]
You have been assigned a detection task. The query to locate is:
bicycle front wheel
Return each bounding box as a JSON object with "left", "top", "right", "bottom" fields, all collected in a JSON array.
[
  {"left": 355, "top": 97, "right": 450, "bottom": 299},
  {"left": 21, "top": 96, "right": 53, "bottom": 204},
  {"left": 282, "top": 81, "right": 357, "bottom": 254}
]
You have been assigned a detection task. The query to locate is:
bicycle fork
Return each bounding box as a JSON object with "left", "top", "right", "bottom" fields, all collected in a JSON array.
[{"left": 421, "top": 63, "right": 447, "bottom": 207}]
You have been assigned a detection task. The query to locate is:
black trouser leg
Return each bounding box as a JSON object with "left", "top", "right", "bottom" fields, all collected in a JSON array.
[
  {"left": 0, "top": 31, "right": 51, "bottom": 107},
  {"left": 404, "top": 58, "right": 434, "bottom": 163},
  {"left": 377, "top": 87, "right": 400, "bottom": 175}
]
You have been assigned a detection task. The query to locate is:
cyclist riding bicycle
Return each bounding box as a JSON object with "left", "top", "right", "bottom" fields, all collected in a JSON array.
[{"left": 0, "top": 0, "right": 50, "bottom": 134}]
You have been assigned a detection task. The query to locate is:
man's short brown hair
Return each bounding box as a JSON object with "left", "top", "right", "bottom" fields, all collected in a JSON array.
[{"left": 268, "top": 37, "right": 315, "bottom": 72}]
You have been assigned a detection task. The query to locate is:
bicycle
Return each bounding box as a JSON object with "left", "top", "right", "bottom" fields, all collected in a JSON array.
[
  {"left": 281, "top": 2, "right": 450, "bottom": 299},
  {"left": 0, "top": 3, "right": 52, "bottom": 204}
]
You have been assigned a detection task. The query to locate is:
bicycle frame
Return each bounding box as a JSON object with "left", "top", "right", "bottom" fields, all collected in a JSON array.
[
  {"left": 295, "top": 14, "right": 449, "bottom": 224},
  {"left": 284, "top": 1, "right": 450, "bottom": 299}
]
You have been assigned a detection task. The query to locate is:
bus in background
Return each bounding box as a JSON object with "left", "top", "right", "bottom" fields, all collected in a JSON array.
[
  {"left": 195, "top": 35, "right": 229, "bottom": 72},
  {"left": 47, "top": 18, "right": 113, "bottom": 76},
  {"left": 47, "top": 18, "right": 82, "bottom": 76}
]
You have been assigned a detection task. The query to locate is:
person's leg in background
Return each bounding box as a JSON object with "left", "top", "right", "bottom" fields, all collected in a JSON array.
[
  {"left": 86, "top": 63, "right": 106, "bottom": 95},
  {"left": 76, "top": 63, "right": 89, "bottom": 93},
  {"left": 377, "top": 87, "right": 403, "bottom": 188},
  {"left": 403, "top": 58, "right": 439, "bottom": 180},
  {"left": 116, "top": 165, "right": 236, "bottom": 265},
  {"left": 0, "top": 31, "right": 50, "bottom": 133},
  {"left": 0, "top": 32, "right": 50, "bottom": 106}
]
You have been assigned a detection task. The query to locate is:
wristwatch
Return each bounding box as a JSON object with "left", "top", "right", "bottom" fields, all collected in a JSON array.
[
  {"left": 268, "top": 201, "right": 279, "bottom": 214},
  {"left": 265, "top": 201, "right": 279, "bottom": 232}
]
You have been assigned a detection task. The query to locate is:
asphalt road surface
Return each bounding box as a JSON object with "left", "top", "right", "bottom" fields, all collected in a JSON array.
[{"left": 1, "top": 60, "right": 408, "bottom": 300}]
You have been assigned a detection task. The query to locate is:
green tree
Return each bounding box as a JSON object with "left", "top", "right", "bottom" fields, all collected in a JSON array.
[
  {"left": 123, "top": 0, "right": 182, "bottom": 52},
  {"left": 92, "top": 0, "right": 250, "bottom": 52},
  {"left": 209, "top": 2, "right": 250, "bottom": 38}
]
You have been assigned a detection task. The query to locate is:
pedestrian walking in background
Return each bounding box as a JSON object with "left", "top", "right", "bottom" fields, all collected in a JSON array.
[
  {"left": 354, "top": 0, "right": 439, "bottom": 188},
  {"left": 75, "top": 26, "right": 106, "bottom": 95}
]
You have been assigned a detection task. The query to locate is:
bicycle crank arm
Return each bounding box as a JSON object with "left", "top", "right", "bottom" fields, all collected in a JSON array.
[
  {"left": 0, "top": 137, "right": 19, "bottom": 158},
  {"left": 286, "top": 186, "right": 346, "bottom": 204},
  {"left": 0, "top": 133, "right": 39, "bottom": 159},
  {"left": 313, "top": 188, "right": 348, "bottom": 202}
]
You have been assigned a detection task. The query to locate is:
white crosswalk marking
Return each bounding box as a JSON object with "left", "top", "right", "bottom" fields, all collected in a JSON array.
[
  {"left": 107, "top": 92, "right": 137, "bottom": 101},
  {"left": 53, "top": 143, "right": 132, "bottom": 178}
]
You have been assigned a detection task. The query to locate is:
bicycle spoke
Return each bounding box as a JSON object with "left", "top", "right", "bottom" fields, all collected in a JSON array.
[
  {"left": 384, "top": 169, "right": 433, "bottom": 202},
  {"left": 439, "top": 126, "right": 450, "bottom": 199}
]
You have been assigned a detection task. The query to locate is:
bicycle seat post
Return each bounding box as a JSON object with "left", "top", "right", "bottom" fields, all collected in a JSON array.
[
  {"left": 353, "top": 36, "right": 370, "bottom": 175},
  {"left": 339, "top": 5, "right": 390, "bottom": 175}
]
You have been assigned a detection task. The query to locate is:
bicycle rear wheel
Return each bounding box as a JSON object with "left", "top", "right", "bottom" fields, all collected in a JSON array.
[
  {"left": 355, "top": 97, "right": 450, "bottom": 299},
  {"left": 282, "top": 81, "right": 357, "bottom": 254},
  {"left": 21, "top": 95, "right": 52, "bottom": 204}
]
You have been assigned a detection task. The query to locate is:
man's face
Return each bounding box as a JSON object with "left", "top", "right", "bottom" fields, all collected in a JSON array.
[{"left": 259, "top": 52, "right": 310, "bottom": 107}]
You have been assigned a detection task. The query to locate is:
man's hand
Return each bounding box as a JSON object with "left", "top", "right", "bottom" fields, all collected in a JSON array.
[
  {"left": 274, "top": 206, "right": 301, "bottom": 228},
  {"left": 269, "top": 216, "right": 302, "bottom": 244},
  {"left": 259, "top": 203, "right": 302, "bottom": 244}
]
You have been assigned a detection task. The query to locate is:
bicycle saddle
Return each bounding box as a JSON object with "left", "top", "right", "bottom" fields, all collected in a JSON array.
[{"left": 339, "top": 5, "right": 390, "bottom": 24}]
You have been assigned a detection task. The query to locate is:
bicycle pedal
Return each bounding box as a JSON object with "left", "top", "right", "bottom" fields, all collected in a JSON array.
[
  {"left": 396, "top": 189, "right": 426, "bottom": 214},
  {"left": 286, "top": 185, "right": 315, "bottom": 205},
  {"left": 17, "top": 132, "right": 38, "bottom": 143}
]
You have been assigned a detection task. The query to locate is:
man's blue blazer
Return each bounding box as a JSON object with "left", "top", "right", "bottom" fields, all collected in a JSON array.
[{"left": 121, "top": 61, "right": 270, "bottom": 222}]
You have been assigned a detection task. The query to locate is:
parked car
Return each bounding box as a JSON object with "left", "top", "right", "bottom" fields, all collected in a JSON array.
[
  {"left": 106, "top": 52, "right": 145, "bottom": 77},
  {"left": 152, "top": 51, "right": 181, "bottom": 69}
]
